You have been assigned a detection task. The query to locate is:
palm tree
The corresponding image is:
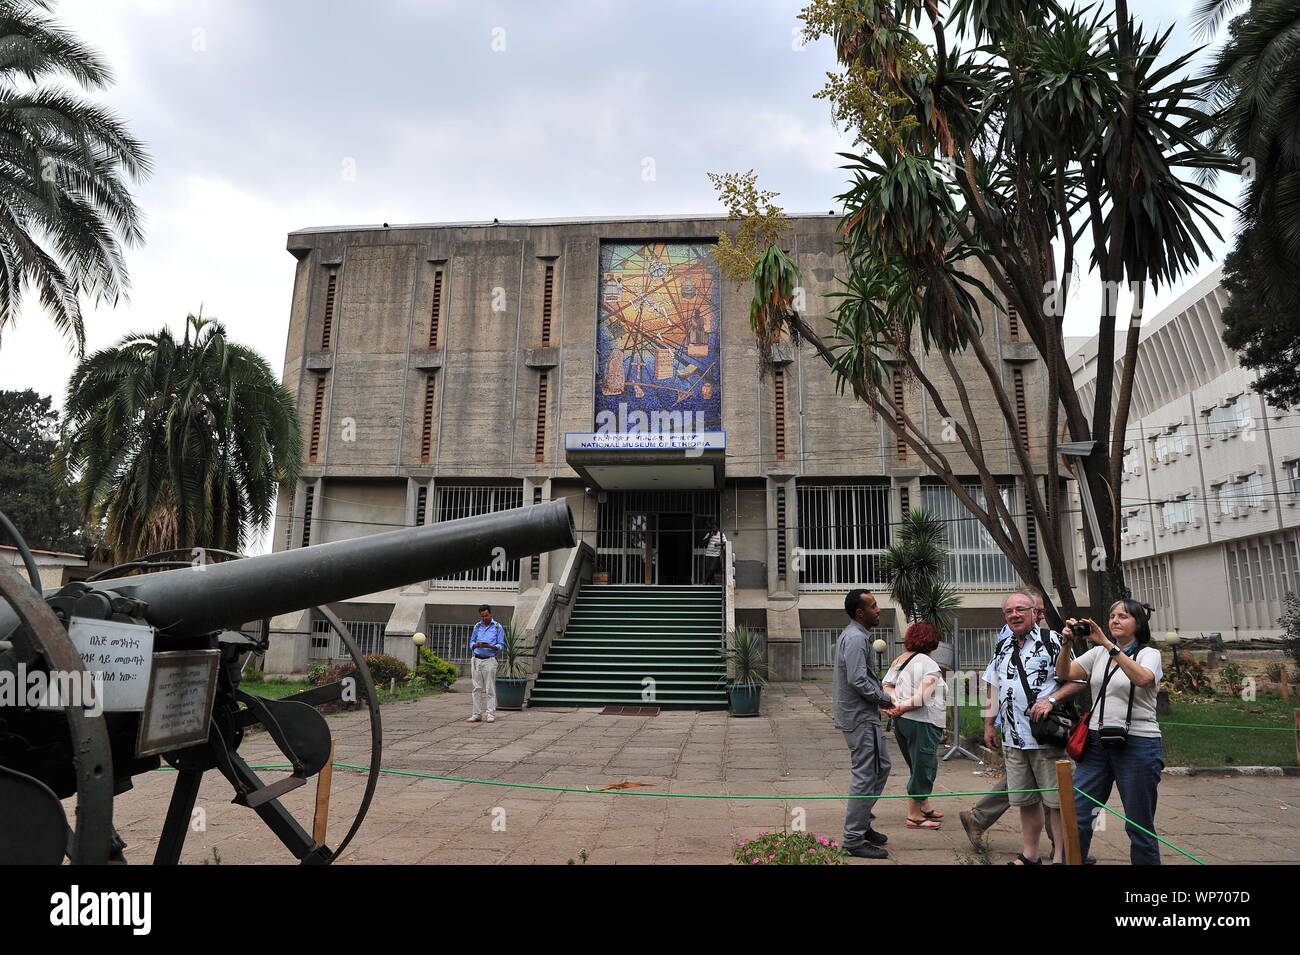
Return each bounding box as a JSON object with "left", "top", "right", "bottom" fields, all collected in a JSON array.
[
  {"left": 879, "top": 508, "right": 961, "bottom": 632},
  {"left": 58, "top": 314, "right": 302, "bottom": 562},
  {"left": 0, "top": 0, "right": 149, "bottom": 353}
]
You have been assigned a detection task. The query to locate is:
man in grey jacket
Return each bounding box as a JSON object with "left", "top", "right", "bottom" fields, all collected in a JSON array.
[{"left": 833, "top": 589, "right": 895, "bottom": 859}]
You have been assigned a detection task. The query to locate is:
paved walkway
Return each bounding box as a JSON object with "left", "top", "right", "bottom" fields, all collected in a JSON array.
[{"left": 111, "top": 681, "right": 1300, "bottom": 865}]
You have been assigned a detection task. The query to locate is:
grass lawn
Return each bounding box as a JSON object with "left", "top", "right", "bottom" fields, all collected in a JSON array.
[
  {"left": 1161, "top": 693, "right": 1297, "bottom": 768},
  {"left": 239, "top": 678, "right": 447, "bottom": 707},
  {"left": 953, "top": 693, "right": 1297, "bottom": 767}
]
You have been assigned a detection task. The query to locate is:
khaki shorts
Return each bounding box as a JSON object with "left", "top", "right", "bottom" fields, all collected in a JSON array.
[{"left": 1005, "top": 746, "right": 1067, "bottom": 808}]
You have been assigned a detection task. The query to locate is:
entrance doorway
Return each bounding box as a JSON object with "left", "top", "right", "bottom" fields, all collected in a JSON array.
[
  {"left": 596, "top": 490, "right": 720, "bottom": 585},
  {"left": 658, "top": 513, "right": 694, "bottom": 584}
]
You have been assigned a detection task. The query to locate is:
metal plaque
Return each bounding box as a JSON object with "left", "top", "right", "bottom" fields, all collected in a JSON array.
[{"left": 135, "top": 650, "right": 220, "bottom": 758}]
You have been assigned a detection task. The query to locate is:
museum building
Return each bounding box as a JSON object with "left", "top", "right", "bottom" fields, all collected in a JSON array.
[{"left": 266, "top": 214, "right": 1063, "bottom": 703}]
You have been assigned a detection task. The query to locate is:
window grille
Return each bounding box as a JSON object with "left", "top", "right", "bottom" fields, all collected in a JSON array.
[{"left": 796, "top": 484, "right": 891, "bottom": 590}]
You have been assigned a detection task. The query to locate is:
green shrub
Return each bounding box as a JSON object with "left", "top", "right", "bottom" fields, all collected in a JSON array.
[
  {"left": 307, "top": 662, "right": 329, "bottom": 685},
  {"left": 243, "top": 667, "right": 266, "bottom": 682},
  {"left": 364, "top": 654, "right": 409, "bottom": 685},
  {"left": 415, "top": 648, "right": 459, "bottom": 689},
  {"left": 1281, "top": 592, "right": 1300, "bottom": 670},
  {"left": 1216, "top": 660, "right": 1246, "bottom": 697},
  {"left": 733, "top": 830, "right": 848, "bottom": 865}
]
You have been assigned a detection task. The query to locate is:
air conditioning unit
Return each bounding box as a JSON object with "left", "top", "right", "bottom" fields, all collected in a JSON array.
[{"left": 1232, "top": 505, "right": 1249, "bottom": 518}]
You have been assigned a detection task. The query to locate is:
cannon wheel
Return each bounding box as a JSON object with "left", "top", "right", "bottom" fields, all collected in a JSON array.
[
  {"left": 0, "top": 562, "right": 116, "bottom": 863},
  {"left": 89, "top": 549, "right": 382, "bottom": 864}
]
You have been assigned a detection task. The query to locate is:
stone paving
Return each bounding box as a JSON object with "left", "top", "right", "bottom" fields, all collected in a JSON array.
[{"left": 110, "top": 680, "right": 1300, "bottom": 865}]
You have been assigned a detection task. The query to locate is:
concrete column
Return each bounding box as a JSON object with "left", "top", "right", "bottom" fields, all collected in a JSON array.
[
  {"left": 520, "top": 476, "right": 551, "bottom": 590},
  {"left": 764, "top": 475, "right": 801, "bottom": 680},
  {"left": 308, "top": 477, "right": 324, "bottom": 546},
  {"left": 266, "top": 609, "right": 312, "bottom": 674}
]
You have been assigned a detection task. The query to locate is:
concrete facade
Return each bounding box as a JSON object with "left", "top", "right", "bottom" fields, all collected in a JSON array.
[
  {"left": 1070, "top": 267, "right": 1300, "bottom": 639},
  {"left": 272, "top": 215, "right": 1069, "bottom": 676}
]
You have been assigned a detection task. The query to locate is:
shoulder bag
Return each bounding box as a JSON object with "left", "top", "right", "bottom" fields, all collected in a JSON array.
[{"left": 1011, "top": 637, "right": 1077, "bottom": 748}]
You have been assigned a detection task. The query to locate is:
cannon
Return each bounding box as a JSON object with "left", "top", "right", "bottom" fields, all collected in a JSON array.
[{"left": 0, "top": 499, "right": 575, "bottom": 864}]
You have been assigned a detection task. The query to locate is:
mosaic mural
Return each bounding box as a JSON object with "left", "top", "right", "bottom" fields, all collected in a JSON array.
[{"left": 595, "top": 242, "right": 721, "bottom": 432}]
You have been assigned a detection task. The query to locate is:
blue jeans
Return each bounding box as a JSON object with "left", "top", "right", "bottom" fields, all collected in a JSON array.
[{"left": 1073, "top": 731, "right": 1164, "bottom": 865}]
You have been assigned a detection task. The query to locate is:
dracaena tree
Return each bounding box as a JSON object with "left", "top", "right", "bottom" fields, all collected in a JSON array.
[{"left": 716, "top": 0, "right": 1235, "bottom": 621}]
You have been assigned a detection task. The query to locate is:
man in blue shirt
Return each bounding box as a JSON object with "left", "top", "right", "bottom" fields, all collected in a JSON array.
[{"left": 468, "top": 604, "right": 505, "bottom": 723}]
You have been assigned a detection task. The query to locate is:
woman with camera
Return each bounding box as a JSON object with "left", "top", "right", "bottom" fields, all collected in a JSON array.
[{"left": 1058, "top": 599, "right": 1165, "bottom": 864}]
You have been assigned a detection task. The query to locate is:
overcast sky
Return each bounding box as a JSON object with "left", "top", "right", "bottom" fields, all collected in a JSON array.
[{"left": 0, "top": 0, "right": 1240, "bottom": 414}]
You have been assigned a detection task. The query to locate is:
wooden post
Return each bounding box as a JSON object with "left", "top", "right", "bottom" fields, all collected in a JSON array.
[
  {"left": 1293, "top": 710, "right": 1299, "bottom": 768},
  {"left": 1056, "top": 759, "right": 1082, "bottom": 866},
  {"left": 312, "top": 740, "right": 336, "bottom": 847}
]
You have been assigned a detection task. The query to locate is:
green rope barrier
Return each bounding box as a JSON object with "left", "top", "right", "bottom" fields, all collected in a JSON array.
[
  {"left": 149, "top": 765, "right": 1208, "bottom": 863},
  {"left": 1072, "top": 787, "right": 1207, "bottom": 866},
  {"left": 159, "top": 762, "right": 1052, "bottom": 800},
  {"left": 1160, "top": 720, "right": 1296, "bottom": 731}
]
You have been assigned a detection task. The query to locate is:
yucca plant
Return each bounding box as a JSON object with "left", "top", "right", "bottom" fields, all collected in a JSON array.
[
  {"left": 497, "top": 621, "right": 529, "bottom": 679},
  {"left": 880, "top": 508, "right": 962, "bottom": 631},
  {"left": 721, "top": 625, "right": 768, "bottom": 686}
]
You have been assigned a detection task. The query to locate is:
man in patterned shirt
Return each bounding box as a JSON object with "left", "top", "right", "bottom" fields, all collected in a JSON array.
[{"left": 981, "top": 590, "right": 1070, "bottom": 864}]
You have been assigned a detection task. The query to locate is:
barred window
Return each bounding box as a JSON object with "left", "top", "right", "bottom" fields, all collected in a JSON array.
[
  {"left": 919, "top": 482, "right": 1018, "bottom": 589},
  {"left": 795, "top": 484, "right": 890, "bottom": 590}
]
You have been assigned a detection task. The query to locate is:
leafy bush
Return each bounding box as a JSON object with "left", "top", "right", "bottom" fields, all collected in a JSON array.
[
  {"left": 243, "top": 667, "right": 266, "bottom": 682},
  {"left": 1281, "top": 592, "right": 1300, "bottom": 670},
  {"left": 733, "top": 829, "right": 847, "bottom": 865},
  {"left": 414, "top": 648, "right": 459, "bottom": 689},
  {"left": 363, "top": 654, "right": 409, "bottom": 686},
  {"left": 1216, "top": 660, "right": 1246, "bottom": 697},
  {"left": 307, "top": 662, "right": 329, "bottom": 685}
]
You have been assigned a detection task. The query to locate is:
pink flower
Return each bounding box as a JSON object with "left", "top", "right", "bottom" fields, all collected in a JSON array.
[
  {"left": 768, "top": 854, "right": 775, "bottom": 860},
  {"left": 752, "top": 857, "right": 760, "bottom": 864},
  {"left": 809, "top": 848, "right": 817, "bottom": 854}
]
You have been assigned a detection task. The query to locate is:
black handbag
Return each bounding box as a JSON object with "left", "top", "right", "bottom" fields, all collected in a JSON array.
[{"left": 1011, "top": 637, "right": 1077, "bottom": 748}]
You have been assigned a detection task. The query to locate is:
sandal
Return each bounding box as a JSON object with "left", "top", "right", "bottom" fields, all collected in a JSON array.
[
  {"left": 1006, "top": 853, "right": 1042, "bottom": 865},
  {"left": 921, "top": 809, "right": 944, "bottom": 820},
  {"left": 905, "top": 817, "right": 942, "bottom": 830}
]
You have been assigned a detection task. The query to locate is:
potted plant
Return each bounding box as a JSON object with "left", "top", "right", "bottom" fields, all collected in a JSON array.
[
  {"left": 494, "top": 622, "right": 531, "bottom": 710},
  {"left": 720, "top": 625, "right": 768, "bottom": 716}
]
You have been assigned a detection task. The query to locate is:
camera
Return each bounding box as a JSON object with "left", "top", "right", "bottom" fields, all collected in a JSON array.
[
  {"left": 1070, "top": 622, "right": 1091, "bottom": 637},
  {"left": 1098, "top": 725, "right": 1128, "bottom": 750}
]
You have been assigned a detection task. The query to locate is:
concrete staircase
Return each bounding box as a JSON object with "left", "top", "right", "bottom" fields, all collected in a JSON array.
[{"left": 528, "top": 585, "right": 727, "bottom": 709}]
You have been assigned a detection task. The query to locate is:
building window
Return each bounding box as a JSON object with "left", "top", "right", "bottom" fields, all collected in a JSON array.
[
  {"left": 919, "top": 482, "right": 1019, "bottom": 589},
  {"left": 1287, "top": 460, "right": 1300, "bottom": 498},
  {"left": 1122, "top": 447, "right": 1140, "bottom": 477},
  {"left": 540, "top": 264, "right": 554, "bottom": 346},
  {"left": 774, "top": 369, "right": 787, "bottom": 461},
  {"left": 429, "top": 269, "right": 443, "bottom": 348},
  {"left": 1012, "top": 369, "right": 1028, "bottom": 453},
  {"left": 534, "top": 373, "right": 549, "bottom": 462},
  {"left": 796, "top": 484, "right": 891, "bottom": 590},
  {"left": 301, "top": 485, "right": 314, "bottom": 549},
  {"left": 1153, "top": 426, "right": 1188, "bottom": 463},
  {"left": 1222, "top": 472, "right": 1266, "bottom": 510},
  {"left": 1208, "top": 394, "right": 1252, "bottom": 439},
  {"left": 892, "top": 369, "right": 906, "bottom": 461},
  {"left": 1160, "top": 497, "right": 1191, "bottom": 528},
  {"left": 430, "top": 485, "right": 525, "bottom": 588},
  {"left": 308, "top": 375, "right": 326, "bottom": 462},
  {"left": 321, "top": 271, "right": 337, "bottom": 350},
  {"left": 1007, "top": 303, "right": 1020, "bottom": 341},
  {"left": 420, "top": 374, "right": 436, "bottom": 463}
]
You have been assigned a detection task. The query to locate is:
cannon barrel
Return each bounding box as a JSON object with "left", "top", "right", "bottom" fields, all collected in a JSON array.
[{"left": 1, "top": 499, "right": 574, "bottom": 638}]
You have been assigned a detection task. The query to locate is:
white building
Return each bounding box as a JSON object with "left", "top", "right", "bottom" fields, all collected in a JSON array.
[{"left": 1070, "top": 267, "right": 1300, "bottom": 640}]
